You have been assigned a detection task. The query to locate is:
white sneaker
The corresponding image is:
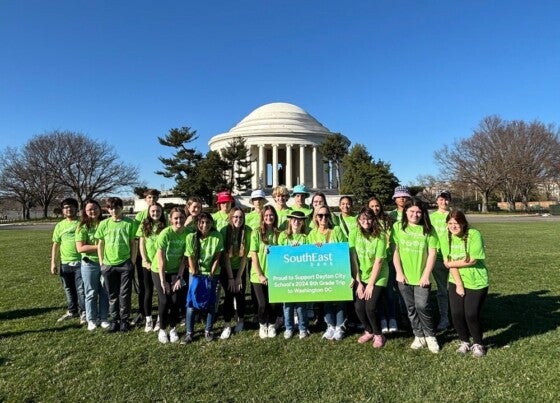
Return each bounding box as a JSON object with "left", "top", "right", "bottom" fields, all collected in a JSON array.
[
  {"left": 259, "top": 324, "right": 268, "bottom": 339},
  {"left": 87, "top": 321, "right": 97, "bottom": 331},
  {"left": 456, "top": 341, "right": 471, "bottom": 354},
  {"left": 100, "top": 321, "right": 110, "bottom": 329},
  {"left": 267, "top": 324, "right": 277, "bottom": 338},
  {"left": 410, "top": 336, "right": 427, "bottom": 350},
  {"left": 299, "top": 330, "right": 309, "bottom": 339},
  {"left": 144, "top": 319, "right": 153, "bottom": 333},
  {"left": 471, "top": 344, "right": 486, "bottom": 357},
  {"left": 169, "top": 328, "right": 179, "bottom": 343},
  {"left": 158, "top": 329, "right": 169, "bottom": 344},
  {"left": 425, "top": 336, "right": 440, "bottom": 353},
  {"left": 284, "top": 329, "right": 293, "bottom": 339},
  {"left": 220, "top": 326, "right": 232, "bottom": 340},
  {"left": 388, "top": 319, "right": 398, "bottom": 333},
  {"left": 322, "top": 325, "right": 335, "bottom": 340},
  {"left": 380, "top": 319, "right": 389, "bottom": 334},
  {"left": 79, "top": 312, "right": 87, "bottom": 325},
  {"left": 57, "top": 311, "right": 77, "bottom": 322},
  {"left": 333, "top": 327, "right": 345, "bottom": 341},
  {"left": 153, "top": 317, "right": 161, "bottom": 332}
]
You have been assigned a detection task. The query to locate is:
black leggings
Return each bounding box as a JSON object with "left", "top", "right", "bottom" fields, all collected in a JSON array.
[
  {"left": 220, "top": 269, "right": 246, "bottom": 322},
  {"left": 448, "top": 282, "right": 488, "bottom": 345},
  {"left": 251, "top": 283, "right": 276, "bottom": 325},
  {"left": 143, "top": 268, "right": 154, "bottom": 318},
  {"left": 354, "top": 283, "right": 385, "bottom": 335},
  {"left": 152, "top": 272, "right": 181, "bottom": 330}
]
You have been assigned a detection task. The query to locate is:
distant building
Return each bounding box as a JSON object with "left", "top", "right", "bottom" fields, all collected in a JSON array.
[{"left": 208, "top": 102, "right": 346, "bottom": 193}]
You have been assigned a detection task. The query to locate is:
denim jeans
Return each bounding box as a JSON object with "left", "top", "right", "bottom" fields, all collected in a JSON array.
[
  {"left": 81, "top": 259, "right": 109, "bottom": 322},
  {"left": 102, "top": 260, "right": 134, "bottom": 323},
  {"left": 283, "top": 303, "right": 308, "bottom": 332},
  {"left": 60, "top": 263, "right": 85, "bottom": 314},
  {"left": 323, "top": 302, "right": 345, "bottom": 327},
  {"left": 186, "top": 274, "right": 217, "bottom": 333},
  {"left": 398, "top": 282, "right": 435, "bottom": 337}
]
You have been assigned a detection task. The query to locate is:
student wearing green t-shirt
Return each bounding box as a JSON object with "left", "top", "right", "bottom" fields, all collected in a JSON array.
[
  {"left": 388, "top": 185, "right": 411, "bottom": 223},
  {"left": 441, "top": 210, "right": 489, "bottom": 358},
  {"left": 95, "top": 197, "right": 137, "bottom": 333},
  {"left": 290, "top": 184, "right": 312, "bottom": 217},
  {"left": 51, "top": 198, "right": 86, "bottom": 323},
  {"left": 245, "top": 189, "right": 267, "bottom": 230},
  {"left": 184, "top": 196, "right": 203, "bottom": 232},
  {"left": 212, "top": 190, "right": 234, "bottom": 231},
  {"left": 429, "top": 190, "right": 452, "bottom": 331},
  {"left": 272, "top": 185, "right": 292, "bottom": 231},
  {"left": 336, "top": 196, "right": 357, "bottom": 239},
  {"left": 153, "top": 207, "right": 189, "bottom": 344},
  {"left": 132, "top": 188, "right": 161, "bottom": 326},
  {"left": 392, "top": 198, "right": 440, "bottom": 353},
  {"left": 250, "top": 205, "right": 281, "bottom": 339},
  {"left": 278, "top": 211, "right": 309, "bottom": 340},
  {"left": 219, "top": 207, "right": 252, "bottom": 339},
  {"left": 184, "top": 212, "right": 224, "bottom": 343},
  {"left": 307, "top": 206, "right": 348, "bottom": 341},
  {"left": 76, "top": 199, "right": 108, "bottom": 331},
  {"left": 368, "top": 196, "right": 398, "bottom": 333},
  {"left": 350, "top": 207, "right": 389, "bottom": 348},
  {"left": 137, "top": 203, "right": 167, "bottom": 333}
]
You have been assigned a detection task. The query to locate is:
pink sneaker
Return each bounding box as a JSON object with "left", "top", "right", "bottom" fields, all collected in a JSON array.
[
  {"left": 372, "top": 334, "right": 386, "bottom": 348},
  {"left": 357, "top": 331, "right": 374, "bottom": 344}
]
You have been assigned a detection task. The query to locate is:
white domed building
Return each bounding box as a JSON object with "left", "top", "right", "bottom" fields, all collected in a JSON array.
[{"left": 209, "top": 102, "right": 343, "bottom": 193}]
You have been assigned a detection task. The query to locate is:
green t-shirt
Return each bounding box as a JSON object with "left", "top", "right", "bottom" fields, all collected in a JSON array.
[
  {"left": 391, "top": 222, "right": 439, "bottom": 286},
  {"left": 52, "top": 219, "right": 80, "bottom": 263},
  {"left": 94, "top": 217, "right": 136, "bottom": 266},
  {"left": 306, "top": 226, "right": 347, "bottom": 244},
  {"left": 336, "top": 214, "right": 357, "bottom": 238},
  {"left": 185, "top": 230, "right": 224, "bottom": 275},
  {"left": 249, "top": 230, "right": 279, "bottom": 283},
  {"left": 153, "top": 227, "right": 189, "bottom": 274},
  {"left": 389, "top": 209, "right": 403, "bottom": 223},
  {"left": 245, "top": 211, "right": 261, "bottom": 231},
  {"left": 75, "top": 222, "right": 100, "bottom": 263},
  {"left": 136, "top": 224, "right": 161, "bottom": 266},
  {"left": 134, "top": 209, "right": 148, "bottom": 225},
  {"left": 275, "top": 206, "right": 292, "bottom": 231},
  {"left": 220, "top": 225, "right": 252, "bottom": 271},
  {"left": 429, "top": 210, "right": 449, "bottom": 260},
  {"left": 291, "top": 204, "right": 312, "bottom": 217},
  {"left": 439, "top": 228, "right": 489, "bottom": 290},
  {"left": 212, "top": 211, "right": 229, "bottom": 232},
  {"left": 348, "top": 227, "right": 388, "bottom": 286},
  {"left": 278, "top": 231, "right": 307, "bottom": 246}
]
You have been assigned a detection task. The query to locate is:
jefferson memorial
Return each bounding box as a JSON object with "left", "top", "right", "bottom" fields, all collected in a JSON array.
[{"left": 209, "top": 102, "right": 344, "bottom": 193}]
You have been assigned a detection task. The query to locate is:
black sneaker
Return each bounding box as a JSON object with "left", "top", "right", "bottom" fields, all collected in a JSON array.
[
  {"left": 120, "top": 322, "right": 130, "bottom": 332},
  {"left": 181, "top": 332, "right": 193, "bottom": 344},
  {"left": 108, "top": 322, "right": 120, "bottom": 333}
]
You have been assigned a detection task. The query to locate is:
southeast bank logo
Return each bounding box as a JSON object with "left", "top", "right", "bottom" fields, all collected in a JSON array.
[{"left": 283, "top": 251, "right": 334, "bottom": 267}]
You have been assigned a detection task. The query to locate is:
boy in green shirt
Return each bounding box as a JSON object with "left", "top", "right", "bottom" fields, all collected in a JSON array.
[
  {"left": 95, "top": 197, "right": 137, "bottom": 332},
  {"left": 51, "top": 198, "right": 86, "bottom": 323}
]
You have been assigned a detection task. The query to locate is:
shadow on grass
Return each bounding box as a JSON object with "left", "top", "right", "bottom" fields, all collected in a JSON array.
[
  {"left": 0, "top": 324, "right": 79, "bottom": 339},
  {"left": 0, "top": 306, "right": 60, "bottom": 321},
  {"left": 483, "top": 290, "right": 560, "bottom": 348}
]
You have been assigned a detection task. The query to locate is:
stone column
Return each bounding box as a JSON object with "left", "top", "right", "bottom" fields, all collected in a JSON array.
[
  {"left": 286, "top": 144, "right": 293, "bottom": 189},
  {"left": 272, "top": 144, "right": 278, "bottom": 188},
  {"left": 258, "top": 144, "right": 266, "bottom": 188},
  {"left": 251, "top": 145, "right": 258, "bottom": 189},
  {"left": 299, "top": 144, "right": 306, "bottom": 186},
  {"left": 312, "top": 145, "right": 318, "bottom": 189}
]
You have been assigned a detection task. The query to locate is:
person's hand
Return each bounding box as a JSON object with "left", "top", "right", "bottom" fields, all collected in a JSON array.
[
  {"left": 419, "top": 275, "right": 431, "bottom": 288},
  {"left": 227, "top": 278, "right": 236, "bottom": 292},
  {"left": 315, "top": 242, "right": 323, "bottom": 247},
  {"left": 349, "top": 278, "right": 355, "bottom": 289},
  {"left": 259, "top": 274, "right": 268, "bottom": 285},
  {"left": 172, "top": 279, "right": 182, "bottom": 292},
  {"left": 50, "top": 264, "right": 58, "bottom": 275},
  {"left": 161, "top": 280, "right": 170, "bottom": 294},
  {"left": 235, "top": 277, "right": 242, "bottom": 292},
  {"left": 364, "top": 284, "right": 374, "bottom": 300},
  {"left": 456, "top": 284, "right": 465, "bottom": 297},
  {"left": 396, "top": 273, "right": 407, "bottom": 284},
  {"left": 356, "top": 283, "right": 365, "bottom": 299}
]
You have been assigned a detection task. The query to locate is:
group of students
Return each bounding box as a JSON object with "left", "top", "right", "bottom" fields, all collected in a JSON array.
[{"left": 50, "top": 184, "right": 489, "bottom": 356}]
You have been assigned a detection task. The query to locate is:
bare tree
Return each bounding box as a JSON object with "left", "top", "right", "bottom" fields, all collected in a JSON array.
[
  {"left": 30, "top": 131, "right": 139, "bottom": 207},
  {"left": 0, "top": 148, "right": 34, "bottom": 219}
]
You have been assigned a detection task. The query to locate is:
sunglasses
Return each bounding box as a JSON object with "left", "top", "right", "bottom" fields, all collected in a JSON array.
[{"left": 316, "top": 213, "right": 330, "bottom": 219}]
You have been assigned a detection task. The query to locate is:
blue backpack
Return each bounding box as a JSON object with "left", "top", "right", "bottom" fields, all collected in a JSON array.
[{"left": 186, "top": 275, "right": 215, "bottom": 310}]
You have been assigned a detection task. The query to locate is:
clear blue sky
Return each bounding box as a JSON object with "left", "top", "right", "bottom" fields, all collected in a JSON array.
[{"left": 2, "top": 1, "right": 559, "bottom": 191}]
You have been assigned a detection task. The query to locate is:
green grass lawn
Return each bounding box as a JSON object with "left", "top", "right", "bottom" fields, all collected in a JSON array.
[{"left": 1, "top": 222, "right": 559, "bottom": 402}]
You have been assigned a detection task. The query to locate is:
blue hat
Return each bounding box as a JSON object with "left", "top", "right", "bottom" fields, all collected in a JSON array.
[{"left": 291, "top": 184, "right": 310, "bottom": 198}]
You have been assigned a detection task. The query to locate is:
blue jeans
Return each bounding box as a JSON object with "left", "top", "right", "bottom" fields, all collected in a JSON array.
[
  {"left": 283, "top": 303, "right": 308, "bottom": 332},
  {"left": 323, "top": 302, "right": 345, "bottom": 327},
  {"left": 60, "top": 263, "right": 85, "bottom": 314},
  {"left": 186, "top": 274, "right": 217, "bottom": 333},
  {"left": 81, "top": 259, "right": 109, "bottom": 322},
  {"left": 398, "top": 282, "right": 435, "bottom": 337}
]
